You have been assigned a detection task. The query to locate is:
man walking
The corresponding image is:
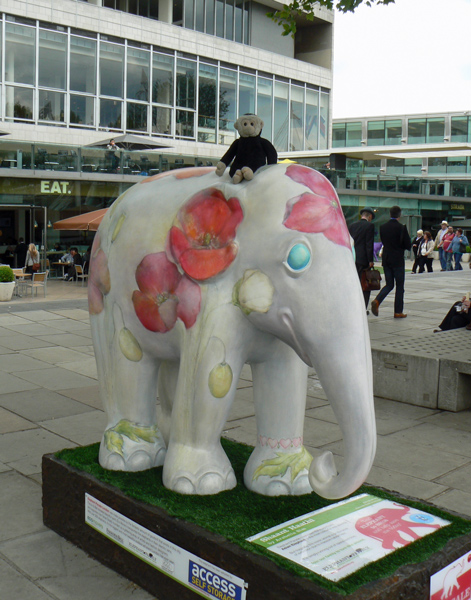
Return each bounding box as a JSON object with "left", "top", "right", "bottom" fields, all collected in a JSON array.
[
  {"left": 371, "top": 205, "right": 411, "bottom": 319},
  {"left": 434, "top": 220, "right": 449, "bottom": 271},
  {"left": 349, "top": 207, "right": 375, "bottom": 311}
]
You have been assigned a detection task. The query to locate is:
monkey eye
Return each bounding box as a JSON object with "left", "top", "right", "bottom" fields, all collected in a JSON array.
[{"left": 251, "top": 122, "right": 254, "bottom": 126}]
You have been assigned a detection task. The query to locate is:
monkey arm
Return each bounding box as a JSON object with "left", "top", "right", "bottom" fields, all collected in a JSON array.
[{"left": 261, "top": 139, "right": 278, "bottom": 165}]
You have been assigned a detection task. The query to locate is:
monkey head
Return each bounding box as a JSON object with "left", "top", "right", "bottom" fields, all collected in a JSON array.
[{"left": 234, "top": 114, "right": 264, "bottom": 138}]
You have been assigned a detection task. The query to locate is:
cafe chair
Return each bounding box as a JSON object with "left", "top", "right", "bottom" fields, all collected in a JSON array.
[
  {"left": 12, "top": 268, "right": 28, "bottom": 296},
  {"left": 75, "top": 264, "right": 88, "bottom": 287},
  {"left": 23, "top": 271, "right": 49, "bottom": 298}
]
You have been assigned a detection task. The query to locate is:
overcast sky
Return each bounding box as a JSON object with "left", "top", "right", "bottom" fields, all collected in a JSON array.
[{"left": 332, "top": 0, "right": 471, "bottom": 118}]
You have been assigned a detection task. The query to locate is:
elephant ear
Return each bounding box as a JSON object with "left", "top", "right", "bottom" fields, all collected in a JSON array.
[{"left": 233, "top": 269, "right": 274, "bottom": 315}]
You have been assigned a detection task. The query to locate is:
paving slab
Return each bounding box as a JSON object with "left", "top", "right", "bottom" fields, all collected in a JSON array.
[
  {"left": 0, "top": 345, "right": 14, "bottom": 354},
  {"left": 20, "top": 346, "right": 92, "bottom": 365},
  {"left": 432, "top": 489, "right": 471, "bottom": 519},
  {"left": 390, "top": 422, "right": 471, "bottom": 458},
  {"left": 0, "top": 389, "right": 95, "bottom": 421},
  {"left": 0, "top": 429, "right": 78, "bottom": 475},
  {"left": 48, "top": 308, "right": 90, "bottom": 320},
  {"left": 365, "top": 464, "right": 449, "bottom": 502},
  {"left": 34, "top": 333, "right": 92, "bottom": 348},
  {"left": 0, "top": 530, "right": 154, "bottom": 600},
  {"left": 58, "top": 385, "right": 102, "bottom": 410},
  {"left": 0, "top": 372, "right": 40, "bottom": 395},
  {"left": 0, "top": 334, "right": 56, "bottom": 351},
  {"left": 39, "top": 410, "right": 106, "bottom": 446},
  {"left": 422, "top": 410, "right": 471, "bottom": 432},
  {"left": 0, "top": 471, "right": 46, "bottom": 541},
  {"left": 2, "top": 323, "right": 67, "bottom": 336},
  {"left": 15, "top": 367, "right": 98, "bottom": 391},
  {"left": 0, "top": 354, "right": 55, "bottom": 373},
  {"left": 56, "top": 357, "right": 98, "bottom": 379},
  {"left": 10, "top": 309, "right": 64, "bottom": 321},
  {"left": 39, "top": 319, "right": 91, "bottom": 333},
  {"left": 435, "top": 463, "right": 471, "bottom": 493},
  {"left": 0, "top": 315, "right": 34, "bottom": 326},
  {"left": 0, "top": 406, "right": 37, "bottom": 434},
  {"left": 0, "top": 559, "right": 53, "bottom": 600}
]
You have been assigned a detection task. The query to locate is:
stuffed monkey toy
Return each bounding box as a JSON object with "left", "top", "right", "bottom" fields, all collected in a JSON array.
[{"left": 215, "top": 114, "right": 278, "bottom": 183}]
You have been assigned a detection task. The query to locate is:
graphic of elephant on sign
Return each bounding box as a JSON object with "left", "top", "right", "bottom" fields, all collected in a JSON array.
[{"left": 89, "top": 163, "right": 376, "bottom": 499}]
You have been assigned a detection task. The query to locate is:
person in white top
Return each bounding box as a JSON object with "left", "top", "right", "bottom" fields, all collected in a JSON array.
[{"left": 434, "top": 220, "right": 449, "bottom": 271}]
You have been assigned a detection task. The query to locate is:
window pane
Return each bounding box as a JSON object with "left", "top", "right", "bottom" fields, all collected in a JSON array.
[
  {"left": 127, "top": 102, "right": 148, "bottom": 131},
  {"left": 152, "top": 53, "right": 174, "bottom": 105},
  {"left": 408, "top": 118, "right": 426, "bottom": 144},
  {"left": 319, "top": 92, "right": 329, "bottom": 150},
  {"left": 387, "top": 158, "right": 404, "bottom": 174},
  {"left": 70, "top": 36, "right": 96, "bottom": 94},
  {"left": 173, "top": 0, "right": 183, "bottom": 24},
  {"left": 152, "top": 106, "right": 172, "bottom": 135},
  {"left": 39, "top": 90, "right": 65, "bottom": 122},
  {"left": 127, "top": 47, "right": 150, "bottom": 101},
  {"left": 332, "top": 122, "right": 346, "bottom": 148},
  {"left": 428, "top": 157, "right": 446, "bottom": 174},
  {"left": 206, "top": 0, "right": 215, "bottom": 34},
  {"left": 38, "top": 30, "right": 67, "bottom": 90},
  {"left": 243, "top": 2, "right": 249, "bottom": 44},
  {"left": 5, "top": 86, "right": 33, "bottom": 121},
  {"left": 274, "top": 81, "right": 288, "bottom": 151},
  {"left": 426, "top": 117, "right": 444, "bottom": 143},
  {"left": 100, "top": 42, "right": 125, "bottom": 97},
  {"left": 100, "top": 98, "right": 122, "bottom": 129},
  {"left": 257, "top": 77, "right": 273, "bottom": 143},
  {"left": 219, "top": 68, "right": 237, "bottom": 144},
  {"left": 404, "top": 157, "right": 422, "bottom": 174},
  {"left": 225, "top": 0, "right": 234, "bottom": 40},
  {"left": 305, "top": 88, "right": 318, "bottom": 150},
  {"left": 447, "top": 156, "right": 467, "bottom": 174},
  {"left": 385, "top": 119, "right": 402, "bottom": 145},
  {"left": 290, "top": 85, "right": 304, "bottom": 151},
  {"left": 239, "top": 72, "right": 255, "bottom": 115},
  {"left": 346, "top": 121, "right": 361, "bottom": 147},
  {"left": 234, "top": 0, "right": 243, "bottom": 42},
  {"left": 176, "top": 59, "right": 196, "bottom": 109},
  {"left": 70, "top": 95, "right": 95, "bottom": 126},
  {"left": 5, "top": 23, "right": 35, "bottom": 85},
  {"left": 195, "top": 0, "right": 204, "bottom": 32},
  {"left": 451, "top": 117, "right": 468, "bottom": 142},
  {"left": 216, "top": 0, "right": 224, "bottom": 37},
  {"left": 198, "top": 63, "right": 217, "bottom": 143},
  {"left": 367, "top": 120, "right": 384, "bottom": 146},
  {"left": 185, "top": 0, "right": 194, "bottom": 29},
  {"left": 176, "top": 109, "right": 195, "bottom": 138}
]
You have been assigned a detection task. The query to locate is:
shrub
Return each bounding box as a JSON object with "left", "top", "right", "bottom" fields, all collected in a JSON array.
[
  {"left": 0, "top": 265, "right": 14, "bottom": 283},
  {"left": 466, "top": 246, "right": 471, "bottom": 254}
]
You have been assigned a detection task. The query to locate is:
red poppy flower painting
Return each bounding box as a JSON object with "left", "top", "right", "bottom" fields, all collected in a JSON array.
[
  {"left": 132, "top": 252, "right": 201, "bottom": 333},
  {"left": 284, "top": 165, "right": 351, "bottom": 249},
  {"left": 169, "top": 187, "right": 243, "bottom": 281},
  {"left": 88, "top": 233, "right": 111, "bottom": 315}
]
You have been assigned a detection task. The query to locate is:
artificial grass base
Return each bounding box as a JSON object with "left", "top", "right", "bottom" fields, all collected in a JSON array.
[{"left": 49, "top": 439, "right": 471, "bottom": 598}]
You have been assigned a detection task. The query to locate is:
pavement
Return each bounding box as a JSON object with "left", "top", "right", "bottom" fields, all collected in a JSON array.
[{"left": 1, "top": 263, "right": 471, "bottom": 600}]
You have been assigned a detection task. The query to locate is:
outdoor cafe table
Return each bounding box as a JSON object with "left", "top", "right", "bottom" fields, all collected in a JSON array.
[{"left": 52, "top": 262, "right": 70, "bottom": 278}]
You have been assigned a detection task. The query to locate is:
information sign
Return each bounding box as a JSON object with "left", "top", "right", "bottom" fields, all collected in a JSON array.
[{"left": 430, "top": 551, "right": 471, "bottom": 600}]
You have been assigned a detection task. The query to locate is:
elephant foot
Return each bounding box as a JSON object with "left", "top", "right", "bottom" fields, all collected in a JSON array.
[
  {"left": 163, "top": 443, "right": 237, "bottom": 495},
  {"left": 99, "top": 419, "right": 167, "bottom": 472},
  {"left": 243, "top": 443, "right": 314, "bottom": 496}
]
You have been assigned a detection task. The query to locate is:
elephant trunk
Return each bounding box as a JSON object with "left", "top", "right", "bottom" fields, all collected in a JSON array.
[{"left": 306, "top": 311, "right": 376, "bottom": 500}]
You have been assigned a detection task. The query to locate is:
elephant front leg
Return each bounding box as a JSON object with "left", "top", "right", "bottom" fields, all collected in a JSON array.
[
  {"left": 92, "top": 311, "right": 167, "bottom": 472},
  {"left": 244, "top": 342, "right": 313, "bottom": 496},
  {"left": 163, "top": 330, "right": 246, "bottom": 495}
]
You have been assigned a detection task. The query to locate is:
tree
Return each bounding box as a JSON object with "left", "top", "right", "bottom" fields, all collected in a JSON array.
[{"left": 268, "top": 0, "right": 395, "bottom": 36}]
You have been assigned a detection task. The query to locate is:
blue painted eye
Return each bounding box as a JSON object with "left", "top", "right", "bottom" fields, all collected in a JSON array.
[{"left": 287, "top": 243, "right": 311, "bottom": 271}]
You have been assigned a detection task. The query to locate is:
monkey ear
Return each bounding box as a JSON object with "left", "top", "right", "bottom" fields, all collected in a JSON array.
[{"left": 234, "top": 118, "right": 241, "bottom": 133}]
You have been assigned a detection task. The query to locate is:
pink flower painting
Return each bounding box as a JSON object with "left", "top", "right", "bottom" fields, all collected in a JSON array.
[
  {"left": 168, "top": 187, "right": 243, "bottom": 281},
  {"left": 132, "top": 252, "right": 201, "bottom": 333},
  {"left": 284, "top": 165, "right": 351, "bottom": 249}
]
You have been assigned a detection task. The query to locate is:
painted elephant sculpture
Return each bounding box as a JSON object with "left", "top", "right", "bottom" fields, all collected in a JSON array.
[{"left": 89, "top": 163, "right": 376, "bottom": 499}]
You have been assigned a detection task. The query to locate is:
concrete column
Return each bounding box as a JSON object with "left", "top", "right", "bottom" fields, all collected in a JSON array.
[{"left": 159, "top": 0, "right": 173, "bottom": 23}]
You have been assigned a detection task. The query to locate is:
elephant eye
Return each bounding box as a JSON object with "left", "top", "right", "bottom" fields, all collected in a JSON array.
[{"left": 286, "top": 243, "right": 311, "bottom": 273}]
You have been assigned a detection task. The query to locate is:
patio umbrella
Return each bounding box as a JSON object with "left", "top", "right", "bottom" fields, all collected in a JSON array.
[
  {"left": 53, "top": 208, "right": 108, "bottom": 231},
  {"left": 85, "top": 134, "right": 171, "bottom": 151}
]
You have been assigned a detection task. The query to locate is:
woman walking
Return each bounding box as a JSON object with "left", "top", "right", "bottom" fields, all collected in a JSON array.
[
  {"left": 418, "top": 231, "right": 435, "bottom": 273},
  {"left": 450, "top": 228, "right": 469, "bottom": 271}
]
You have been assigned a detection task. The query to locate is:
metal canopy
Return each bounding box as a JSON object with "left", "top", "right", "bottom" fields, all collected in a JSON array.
[{"left": 86, "top": 134, "right": 172, "bottom": 151}]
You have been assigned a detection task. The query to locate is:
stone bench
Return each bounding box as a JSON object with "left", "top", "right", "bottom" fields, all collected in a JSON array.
[{"left": 371, "top": 329, "right": 471, "bottom": 412}]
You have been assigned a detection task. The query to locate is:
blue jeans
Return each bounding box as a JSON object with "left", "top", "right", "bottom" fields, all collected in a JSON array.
[
  {"left": 445, "top": 252, "right": 454, "bottom": 271},
  {"left": 438, "top": 247, "right": 447, "bottom": 270},
  {"left": 375, "top": 264, "right": 406, "bottom": 314},
  {"left": 454, "top": 253, "right": 463, "bottom": 270}
]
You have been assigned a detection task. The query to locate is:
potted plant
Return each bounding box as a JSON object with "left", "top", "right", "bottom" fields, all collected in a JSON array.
[{"left": 0, "top": 265, "right": 16, "bottom": 301}]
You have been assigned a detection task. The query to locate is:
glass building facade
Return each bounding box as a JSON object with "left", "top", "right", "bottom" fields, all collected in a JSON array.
[{"left": 0, "top": 14, "right": 329, "bottom": 152}]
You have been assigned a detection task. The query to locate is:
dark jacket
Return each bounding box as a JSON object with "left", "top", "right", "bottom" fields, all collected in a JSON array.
[
  {"left": 15, "top": 242, "right": 28, "bottom": 268},
  {"left": 220, "top": 134, "right": 278, "bottom": 177},
  {"left": 349, "top": 219, "right": 374, "bottom": 267},
  {"left": 380, "top": 219, "right": 411, "bottom": 267}
]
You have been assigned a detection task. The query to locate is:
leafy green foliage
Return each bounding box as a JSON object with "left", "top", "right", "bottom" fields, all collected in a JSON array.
[
  {"left": 268, "top": 0, "right": 395, "bottom": 37},
  {"left": 0, "top": 265, "right": 14, "bottom": 283}
]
